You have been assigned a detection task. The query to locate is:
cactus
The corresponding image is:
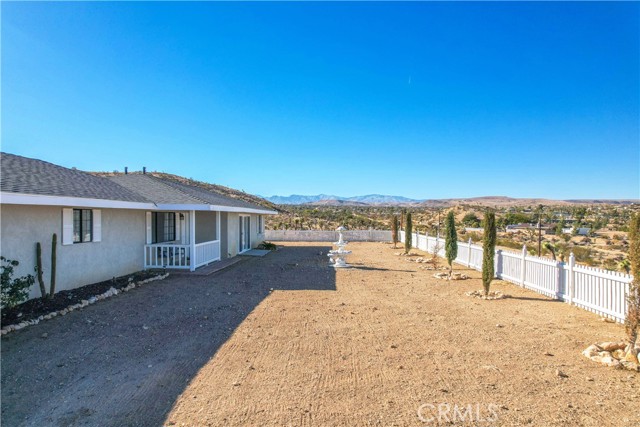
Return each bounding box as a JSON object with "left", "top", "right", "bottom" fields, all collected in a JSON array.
[
  {"left": 36, "top": 242, "right": 47, "bottom": 298},
  {"left": 49, "top": 233, "right": 57, "bottom": 298}
]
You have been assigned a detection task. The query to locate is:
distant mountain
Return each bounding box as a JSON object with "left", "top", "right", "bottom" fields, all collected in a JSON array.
[
  {"left": 263, "top": 194, "right": 638, "bottom": 207},
  {"left": 263, "top": 194, "right": 424, "bottom": 206}
]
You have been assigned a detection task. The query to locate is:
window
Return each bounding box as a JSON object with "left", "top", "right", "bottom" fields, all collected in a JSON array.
[
  {"left": 152, "top": 212, "right": 176, "bottom": 243},
  {"left": 257, "top": 215, "right": 264, "bottom": 233},
  {"left": 73, "top": 209, "right": 93, "bottom": 243}
]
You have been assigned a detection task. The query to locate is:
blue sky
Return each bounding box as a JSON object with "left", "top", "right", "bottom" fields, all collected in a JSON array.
[{"left": 2, "top": 1, "right": 638, "bottom": 200}]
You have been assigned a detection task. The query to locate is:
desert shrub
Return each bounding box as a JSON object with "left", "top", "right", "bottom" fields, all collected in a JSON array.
[
  {"left": 257, "top": 241, "right": 277, "bottom": 251},
  {"left": 404, "top": 213, "right": 412, "bottom": 254},
  {"left": 626, "top": 215, "right": 640, "bottom": 357},
  {"left": 445, "top": 211, "right": 458, "bottom": 274},
  {"left": 1, "top": 257, "right": 34, "bottom": 309},
  {"left": 482, "top": 212, "right": 496, "bottom": 295},
  {"left": 391, "top": 215, "right": 399, "bottom": 248}
]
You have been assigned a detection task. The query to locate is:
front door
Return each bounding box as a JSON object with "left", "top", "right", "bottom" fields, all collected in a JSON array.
[{"left": 239, "top": 215, "right": 250, "bottom": 252}]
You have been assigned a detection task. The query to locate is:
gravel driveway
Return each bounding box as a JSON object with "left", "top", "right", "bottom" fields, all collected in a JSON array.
[{"left": 1, "top": 244, "right": 334, "bottom": 427}]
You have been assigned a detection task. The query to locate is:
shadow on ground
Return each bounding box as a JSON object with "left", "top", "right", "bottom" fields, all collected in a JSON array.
[{"left": 1, "top": 244, "right": 335, "bottom": 427}]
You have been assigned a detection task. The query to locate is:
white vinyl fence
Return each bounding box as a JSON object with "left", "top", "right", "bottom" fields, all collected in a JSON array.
[
  {"left": 265, "top": 229, "right": 392, "bottom": 242},
  {"left": 400, "top": 230, "right": 632, "bottom": 323}
]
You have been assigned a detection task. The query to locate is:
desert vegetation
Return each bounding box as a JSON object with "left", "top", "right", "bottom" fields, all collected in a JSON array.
[{"left": 266, "top": 203, "right": 639, "bottom": 270}]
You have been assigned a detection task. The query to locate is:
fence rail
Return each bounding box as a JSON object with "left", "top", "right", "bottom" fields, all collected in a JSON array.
[
  {"left": 400, "top": 230, "right": 632, "bottom": 323},
  {"left": 194, "top": 240, "right": 221, "bottom": 268}
]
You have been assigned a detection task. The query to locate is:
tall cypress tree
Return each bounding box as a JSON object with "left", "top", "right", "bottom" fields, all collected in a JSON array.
[
  {"left": 444, "top": 211, "right": 458, "bottom": 276},
  {"left": 482, "top": 211, "right": 497, "bottom": 295},
  {"left": 391, "top": 215, "right": 399, "bottom": 249},
  {"left": 404, "top": 213, "right": 412, "bottom": 254},
  {"left": 625, "top": 214, "right": 640, "bottom": 360}
]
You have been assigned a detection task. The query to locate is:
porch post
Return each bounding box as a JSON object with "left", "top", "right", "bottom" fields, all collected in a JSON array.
[
  {"left": 190, "top": 210, "right": 196, "bottom": 271},
  {"left": 216, "top": 211, "right": 221, "bottom": 241}
]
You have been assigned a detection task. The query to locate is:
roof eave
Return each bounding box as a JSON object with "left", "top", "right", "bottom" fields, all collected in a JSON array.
[{"left": 0, "top": 192, "right": 155, "bottom": 210}]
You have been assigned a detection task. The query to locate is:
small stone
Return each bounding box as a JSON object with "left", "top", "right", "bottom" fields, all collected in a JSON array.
[
  {"left": 586, "top": 377, "right": 594, "bottom": 382},
  {"left": 496, "top": 324, "right": 504, "bottom": 328},
  {"left": 390, "top": 344, "right": 398, "bottom": 349},
  {"left": 41, "top": 333, "right": 48, "bottom": 339},
  {"left": 142, "top": 325, "right": 149, "bottom": 330},
  {"left": 544, "top": 352, "right": 554, "bottom": 356},
  {"left": 233, "top": 382, "right": 241, "bottom": 386},
  {"left": 556, "top": 369, "right": 568, "bottom": 378},
  {"left": 598, "top": 341, "right": 626, "bottom": 352}
]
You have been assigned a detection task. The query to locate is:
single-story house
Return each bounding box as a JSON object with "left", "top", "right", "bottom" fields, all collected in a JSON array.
[{"left": 0, "top": 153, "right": 277, "bottom": 300}]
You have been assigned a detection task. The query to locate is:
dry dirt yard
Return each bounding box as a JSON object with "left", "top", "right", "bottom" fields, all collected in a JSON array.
[{"left": 2, "top": 242, "right": 638, "bottom": 426}]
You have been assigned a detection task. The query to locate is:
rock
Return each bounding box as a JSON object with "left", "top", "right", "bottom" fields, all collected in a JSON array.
[
  {"left": 13, "top": 324, "right": 23, "bottom": 331},
  {"left": 620, "top": 360, "right": 640, "bottom": 372},
  {"left": 624, "top": 348, "right": 639, "bottom": 364},
  {"left": 544, "top": 352, "right": 554, "bottom": 357},
  {"left": 600, "top": 317, "right": 615, "bottom": 323},
  {"left": 599, "top": 342, "right": 626, "bottom": 352},
  {"left": 556, "top": 369, "right": 569, "bottom": 378},
  {"left": 41, "top": 333, "right": 48, "bottom": 339},
  {"left": 19, "top": 322, "right": 28, "bottom": 328},
  {"left": 586, "top": 377, "right": 594, "bottom": 382},
  {"left": 496, "top": 324, "right": 504, "bottom": 328},
  {"left": 592, "top": 353, "right": 620, "bottom": 367},
  {"left": 1, "top": 330, "right": 7, "bottom": 335},
  {"left": 582, "top": 344, "right": 602, "bottom": 358}
]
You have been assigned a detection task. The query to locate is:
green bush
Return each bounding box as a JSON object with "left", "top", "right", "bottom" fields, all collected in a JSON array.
[
  {"left": 257, "top": 241, "right": 277, "bottom": 251},
  {"left": 1, "top": 256, "right": 34, "bottom": 309}
]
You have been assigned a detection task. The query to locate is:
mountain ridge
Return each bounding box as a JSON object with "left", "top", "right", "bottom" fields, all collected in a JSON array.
[{"left": 264, "top": 194, "right": 639, "bottom": 207}]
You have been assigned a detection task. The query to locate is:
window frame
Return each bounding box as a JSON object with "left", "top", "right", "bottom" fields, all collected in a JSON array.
[
  {"left": 73, "top": 209, "right": 93, "bottom": 243},
  {"left": 152, "top": 212, "right": 176, "bottom": 244}
]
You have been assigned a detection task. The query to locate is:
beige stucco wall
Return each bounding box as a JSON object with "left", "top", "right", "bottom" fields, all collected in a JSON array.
[
  {"left": 195, "top": 211, "right": 217, "bottom": 244},
  {"left": 0, "top": 204, "right": 145, "bottom": 300},
  {"left": 223, "top": 213, "right": 265, "bottom": 258}
]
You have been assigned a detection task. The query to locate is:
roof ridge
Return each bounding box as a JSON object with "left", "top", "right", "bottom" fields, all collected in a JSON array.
[{"left": 145, "top": 174, "right": 211, "bottom": 205}]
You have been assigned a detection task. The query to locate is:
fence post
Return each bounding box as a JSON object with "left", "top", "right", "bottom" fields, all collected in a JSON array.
[
  {"left": 568, "top": 252, "right": 575, "bottom": 305},
  {"left": 495, "top": 249, "right": 502, "bottom": 278},
  {"left": 467, "top": 237, "right": 472, "bottom": 268},
  {"left": 520, "top": 244, "right": 527, "bottom": 287},
  {"left": 554, "top": 260, "right": 563, "bottom": 300}
]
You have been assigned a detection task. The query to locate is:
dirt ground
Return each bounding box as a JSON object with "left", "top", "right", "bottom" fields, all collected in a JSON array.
[{"left": 2, "top": 242, "right": 638, "bottom": 426}]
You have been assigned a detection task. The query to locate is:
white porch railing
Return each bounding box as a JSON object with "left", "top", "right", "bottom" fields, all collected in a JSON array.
[
  {"left": 144, "top": 240, "right": 221, "bottom": 270},
  {"left": 194, "top": 240, "right": 221, "bottom": 268},
  {"left": 144, "top": 244, "right": 191, "bottom": 269},
  {"left": 400, "top": 230, "right": 632, "bottom": 323}
]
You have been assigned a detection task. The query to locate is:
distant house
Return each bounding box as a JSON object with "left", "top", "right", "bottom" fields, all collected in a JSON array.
[
  {"left": 0, "top": 153, "right": 276, "bottom": 299},
  {"left": 562, "top": 227, "right": 591, "bottom": 236},
  {"left": 505, "top": 223, "right": 553, "bottom": 235}
]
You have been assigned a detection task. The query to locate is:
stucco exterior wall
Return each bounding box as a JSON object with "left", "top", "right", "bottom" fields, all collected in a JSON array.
[
  {"left": 195, "top": 211, "right": 217, "bottom": 244},
  {"left": 1, "top": 204, "right": 145, "bottom": 300}
]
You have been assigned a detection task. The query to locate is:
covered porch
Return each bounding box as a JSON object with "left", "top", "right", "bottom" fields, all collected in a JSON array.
[{"left": 144, "top": 210, "right": 221, "bottom": 271}]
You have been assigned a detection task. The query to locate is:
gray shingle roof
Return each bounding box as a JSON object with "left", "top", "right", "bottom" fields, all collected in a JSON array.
[
  {"left": 0, "top": 153, "right": 149, "bottom": 203},
  {"left": 109, "top": 174, "right": 270, "bottom": 211},
  {"left": 107, "top": 175, "right": 202, "bottom": 205},
  {"left": 153, "top": 176, "right": 269, "bottom": 210}
]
